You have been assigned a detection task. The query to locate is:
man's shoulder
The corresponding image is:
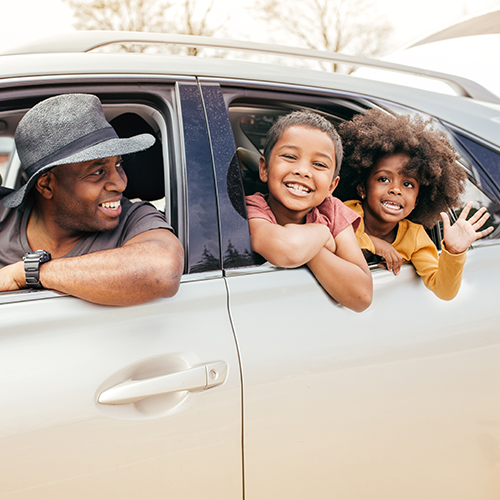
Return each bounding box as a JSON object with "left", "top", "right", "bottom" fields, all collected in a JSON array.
[
  {"left": 0, "top": 187, "right": 16, "bottom": 223},
  {"left": 119, "top": 198, "right": 170, "bottom": 227},
  {"left": 114, "top": 197, "right": 172, "bottom": 240}
]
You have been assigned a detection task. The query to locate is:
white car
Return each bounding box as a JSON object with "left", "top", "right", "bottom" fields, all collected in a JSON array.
[{"left": 0, "top": 31, "right": 499, "bottom": 500}]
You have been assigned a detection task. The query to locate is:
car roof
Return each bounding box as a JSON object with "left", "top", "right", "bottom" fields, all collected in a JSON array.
[{"left": 1, "top": 32, "right": 500, "bottom": 147}]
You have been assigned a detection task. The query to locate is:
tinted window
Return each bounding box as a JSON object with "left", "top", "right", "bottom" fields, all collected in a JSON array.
[{"left": 455, "top": 133, "right": 500, "bottom": 197}]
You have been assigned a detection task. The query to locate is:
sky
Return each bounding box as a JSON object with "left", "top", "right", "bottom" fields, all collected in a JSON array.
[{"left": 1, "top": 0, "right": 499, "bottom": 55}]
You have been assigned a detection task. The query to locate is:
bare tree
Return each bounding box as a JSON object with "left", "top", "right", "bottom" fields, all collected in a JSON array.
[
  {"left": 253, "top": 0, "right": 393, "bottom": 72},
  {"left": 64, "top": 0, "right": 173, "bottom": 32},
  {"left": 63, "top": 0, "right": 225, "bottom": 54},
  {"left": 178, "top": 0, "right": 220, "bottom": 55}
]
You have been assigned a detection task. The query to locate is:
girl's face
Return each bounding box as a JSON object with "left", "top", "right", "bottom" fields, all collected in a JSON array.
[{"left": 359, "top": 153, "right": 420, "bottom": 226}]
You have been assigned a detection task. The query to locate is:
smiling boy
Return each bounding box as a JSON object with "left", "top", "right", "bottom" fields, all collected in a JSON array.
[{"left": 245, "top": 110, "right": 372, "bottom": 312}]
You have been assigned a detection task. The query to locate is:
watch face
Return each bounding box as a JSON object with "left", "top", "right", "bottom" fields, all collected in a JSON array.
[{"left": 35, "top": 250, "right": 51, "bottom": 263}]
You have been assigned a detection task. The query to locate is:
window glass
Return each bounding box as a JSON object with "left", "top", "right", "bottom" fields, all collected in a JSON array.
[
  {"left": 452, "top": 177, "right": 500, "bottom": 239},
  {"left": 455, "top": 133, "right": 500, "bottom": 190},
  {"left": 0, "top": 137, "right": 14, "bottom": 184}
]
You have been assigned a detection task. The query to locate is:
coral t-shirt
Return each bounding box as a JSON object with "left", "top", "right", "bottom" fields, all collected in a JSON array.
[{"left": 245, "top": 192, "right": 360, "bottom": 237}]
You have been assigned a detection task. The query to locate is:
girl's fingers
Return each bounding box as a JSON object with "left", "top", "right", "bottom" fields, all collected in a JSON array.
[
  {"left": 458, "top": 201, "right": 473, "bottom": 220},
  {"left": 473, "top": 211, "right": 491, "bottom": 230},
  {"left": 478, "top": 226, "right": 494, "bottom": 238},
  {"left": 467, "top": 206, "right": 487, "bottom": 225},
  {"left": 440, "top": 211, "right": 451, "bottom": 231}
]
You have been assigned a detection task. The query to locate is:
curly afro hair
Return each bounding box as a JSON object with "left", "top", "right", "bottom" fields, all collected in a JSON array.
[{"left": 335, "top": 109, "right": 467, "bottom": 228}]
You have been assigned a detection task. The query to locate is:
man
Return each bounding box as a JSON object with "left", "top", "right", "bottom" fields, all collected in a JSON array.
[{"left": 0, "top": 93, "right": 184, "bottom": 305}]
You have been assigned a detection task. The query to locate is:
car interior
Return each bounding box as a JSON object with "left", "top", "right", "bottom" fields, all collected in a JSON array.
[{"left": 227, "top": 98, "right": 500, "bottom": 250}]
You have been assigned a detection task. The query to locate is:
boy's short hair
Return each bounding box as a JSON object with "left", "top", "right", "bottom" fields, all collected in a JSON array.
[{"left": 263, "top": 110, "right": 343, "bottom": 176}]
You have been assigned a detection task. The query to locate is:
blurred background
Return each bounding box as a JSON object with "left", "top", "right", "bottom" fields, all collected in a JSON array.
[
  {"left": 1, "top": 0, "right": 498, "bottom": 56},
  {"left": 1, "top": 0, "right": 499, "bottom": 92}
]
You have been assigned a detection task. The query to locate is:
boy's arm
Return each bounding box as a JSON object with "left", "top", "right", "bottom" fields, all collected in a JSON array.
[
  {"left": 307, "top": 225, "right": 373, "bottom": 312},
  {"left": 249, "top": 218, "right": 333, "bottom": 268}
]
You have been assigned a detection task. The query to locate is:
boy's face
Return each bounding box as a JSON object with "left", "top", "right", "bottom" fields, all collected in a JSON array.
[
  {"left": 359, "top": 153, "right": 419, "bottom": 226},
  {"left": 259, "top": 125, "right": 339, "bottom": 223}
]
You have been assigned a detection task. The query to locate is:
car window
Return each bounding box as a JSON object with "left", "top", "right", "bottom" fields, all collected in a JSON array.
[
  {"left": 455, "top": 132, "right": 500, "bottom": 191},
  {"left": 225, "top": 93, "right": 500, "bottom": 268},
  {"left": 0, "top": 84, "right": 219, "bottom": 304},
  {"left": 0, "top": 137, "right": 14, "bottom": 184}
]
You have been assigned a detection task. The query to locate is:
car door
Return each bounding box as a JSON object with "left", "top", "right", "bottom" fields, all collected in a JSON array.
[
  {"left": 0, "top": 81, "right": 243, "bottom": 499},
  {"left": 202, "top": 80, "right": 500, "bottom": 500}
]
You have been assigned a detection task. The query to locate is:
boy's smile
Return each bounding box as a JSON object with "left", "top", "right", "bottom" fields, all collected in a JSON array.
[
  {"left": 360, "top": 153, "right": 420, "bottom": 238},
  {"left": 259, "top": 126, "right": 339, "bottom": 225}
]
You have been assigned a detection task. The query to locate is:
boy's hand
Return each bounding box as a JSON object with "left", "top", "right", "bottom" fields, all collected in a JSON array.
[
  {"left": 441, "top": 202, "right": 494, "bottom": 255},
  {"left": 370, "top": 235, "right": 403, "bottom": 275}
]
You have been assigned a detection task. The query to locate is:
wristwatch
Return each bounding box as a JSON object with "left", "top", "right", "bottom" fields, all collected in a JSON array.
[{"left": 23, "top": 250, "right": 51, "bottom": 289}]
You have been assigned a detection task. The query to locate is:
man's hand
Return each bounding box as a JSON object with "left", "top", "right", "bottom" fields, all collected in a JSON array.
[
  {"left": 441, "top": 202, "right": 494, "bottom": 255},
  {"left": 370, "top": 235, "right": 403, "bottom": 275},
  {"left": 0, "top": 261, "right": 25, "bottom": 291}
]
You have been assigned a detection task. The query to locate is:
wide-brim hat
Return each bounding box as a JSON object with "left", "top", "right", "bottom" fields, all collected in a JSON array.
[{"left": 3, "top": 93, "right": 155, "bottom": 208}]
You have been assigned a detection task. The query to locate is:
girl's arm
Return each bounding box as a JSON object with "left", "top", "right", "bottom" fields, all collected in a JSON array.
[
  {"left": 307, "top": 225, "right": 373, "bottom": 312},
  {"left": 369, "top": 235, "right": 404, "bottom": 275},
  {"left": 249, "top": 218, "right": 333, "bottom": 268}
]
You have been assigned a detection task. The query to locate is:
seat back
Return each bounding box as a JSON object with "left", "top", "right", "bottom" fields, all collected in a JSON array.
[{"left": 110, "top": 113, "right": 165, "bottom": 201}]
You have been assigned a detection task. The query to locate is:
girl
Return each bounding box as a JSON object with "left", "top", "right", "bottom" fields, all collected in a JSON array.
[{"left": 336, "top": 109, "right": 493, "bottom": 301}]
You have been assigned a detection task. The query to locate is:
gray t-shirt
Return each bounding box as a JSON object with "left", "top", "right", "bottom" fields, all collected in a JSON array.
[{"left": 0, "top": 190, "right": 173, "bottom": 267}]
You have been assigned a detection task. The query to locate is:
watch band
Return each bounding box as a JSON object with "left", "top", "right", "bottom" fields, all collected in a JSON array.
[{"left": 23, "top": 250, "right": 51, "bottom": 289}]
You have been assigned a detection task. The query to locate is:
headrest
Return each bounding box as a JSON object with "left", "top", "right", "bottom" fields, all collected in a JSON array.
[{"left": 110, "top": 113, "right": 165, "bottom": 201}]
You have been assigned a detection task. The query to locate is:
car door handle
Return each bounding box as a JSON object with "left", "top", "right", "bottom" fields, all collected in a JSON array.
[{"left": 98, "top": 361, "right": 228, "bottom": 405}]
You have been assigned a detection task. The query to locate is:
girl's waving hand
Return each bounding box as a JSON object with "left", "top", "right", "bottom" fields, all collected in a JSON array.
[{"left": 441, "top": 201, "right": 494, "bottom": 255}]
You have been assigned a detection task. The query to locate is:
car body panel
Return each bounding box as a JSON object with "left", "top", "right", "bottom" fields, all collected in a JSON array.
[
  {"left": 0, "top": 279, "right": 242, "bottom": 499},
  {"left": 226, "top": 243, "right": 500, "bottom": 499}
]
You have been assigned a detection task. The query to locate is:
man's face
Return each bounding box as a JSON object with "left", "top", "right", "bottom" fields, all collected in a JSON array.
[{"left": 47, "top": 156, "right": 127, "bottom": 234}]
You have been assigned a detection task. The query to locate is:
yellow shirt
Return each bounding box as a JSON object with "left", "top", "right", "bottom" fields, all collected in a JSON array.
[{"left": 345, "top": 200, "right": 467, "bottom": 301}]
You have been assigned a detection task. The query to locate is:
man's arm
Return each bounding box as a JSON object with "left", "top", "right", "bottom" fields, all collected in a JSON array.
[
  {"left": 249, "top": 218, "right": 333, "bottom": 268},
  {"left": 307, "top": 225, "right": 372, "bottom": 312},
  {"left": 0, "top": 229, "right": 184, "bottom": 306}
]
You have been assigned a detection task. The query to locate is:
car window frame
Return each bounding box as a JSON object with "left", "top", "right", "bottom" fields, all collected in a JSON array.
[
  {"left": 207, "top": 79, "right": 500, "bottom": 277},
  {"left": 0, "top": 76, "right": 224, "bottom": 305}
]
